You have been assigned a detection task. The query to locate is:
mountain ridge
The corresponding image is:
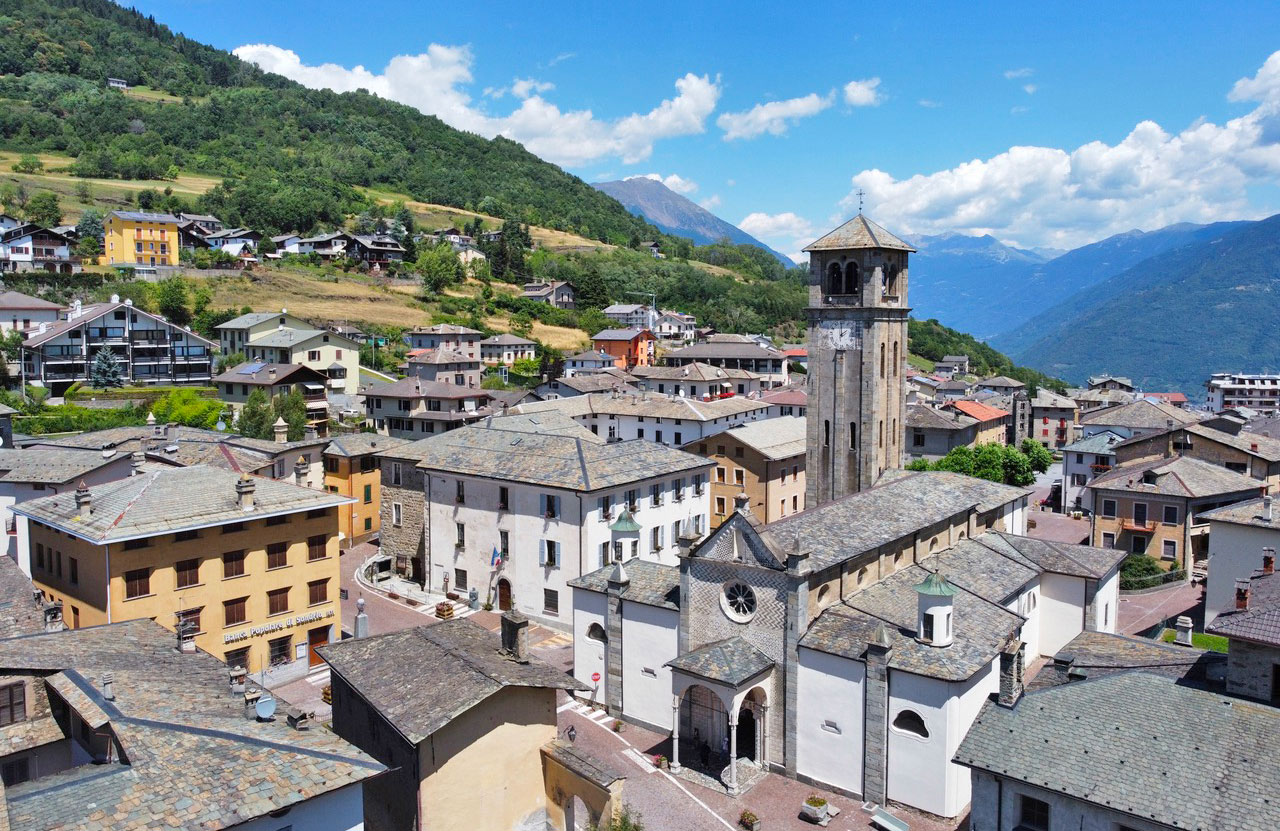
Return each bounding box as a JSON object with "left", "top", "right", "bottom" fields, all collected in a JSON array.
[{"left": 593, "top": 177, "right": 794, "bottom": 267}]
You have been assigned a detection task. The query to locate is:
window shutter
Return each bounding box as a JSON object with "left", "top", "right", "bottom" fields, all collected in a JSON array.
[
  {"left": 539, "top": 494, "right": 547, "bottom": 516},
  {"left": 658, "top": 525, "right": 665, "bottom": 547},
  {"left": 539, "top": 539, "right": 547, "bottom": 566}
]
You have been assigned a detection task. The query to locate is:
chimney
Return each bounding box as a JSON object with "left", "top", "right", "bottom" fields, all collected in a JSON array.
[
  {"left": 165, "top": 422, "right": 178, "bottom": 443},
  {"left": 354, "top": 596, "right": 369, "bottom": 639},
  {"left": 304, "top": 426, "right": 317, "bottom": 441},
  {"left": 500, "top": 610, "right": 529, "bottom": 663},
  {"left": 100, "top": 443, "right": 115, "bottom": 460},
  {"left": 74, "top": 480, "right": 91, "bottom": 519},
  {"left": 236, "top": 474, "right": 256, "bottom": 511},
  {"left": 273, "top": 416, "right": 288, "bottom": 444},
  {"left": 1265, "top": 495, "right": 1274, "bottom": 523},
  {"left": 267, "top": 367, "right": 277, "bottom": 380},
  {"left": 1264, "top": 547, "right": 1276, "bottom": 575},
  {"left": 131, "top": 451, "right": 145, "bottom": 476},
  {"left": 1174, "top": 615, "right": 1194, "bottom": 646},
  {"left": 1236, "top": 578, "right": 1251, "bottom": 611},
  {"left": 997, "top": 638, "right": 1025, "bottom": 707},
  {"left": 293, "top": 455, "right": 308, "bottom": 487},
  {"left": 42, "top": 601, "right": 63, "bottom": 633},
  {"left": 101, "top": 671, "right": 115, "bottom": 701}
]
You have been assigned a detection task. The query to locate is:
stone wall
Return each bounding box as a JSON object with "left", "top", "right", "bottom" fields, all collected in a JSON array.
[
  {"left": 379, "top": 458, "right": 427, "bottom": 584},
  {"left": 1225, "top": 638, "right": 1280, "bottom": 701}
]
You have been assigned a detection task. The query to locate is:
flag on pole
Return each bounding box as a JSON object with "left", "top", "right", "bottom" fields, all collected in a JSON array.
[{"left": 491, "top": 546, "right": 502, "bottom": 568}]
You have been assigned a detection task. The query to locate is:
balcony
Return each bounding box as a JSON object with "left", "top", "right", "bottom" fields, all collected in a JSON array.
[
  {"left": 1121, "top": 518, "right": 1156, "bottom": 533},
  {"left": 1090, "top": 464, "right": 1112, "bottom": 474}
]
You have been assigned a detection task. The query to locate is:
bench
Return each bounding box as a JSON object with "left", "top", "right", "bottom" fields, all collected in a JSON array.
[{"left": 871, "top": 807, "right": 909, "bottom": 831}]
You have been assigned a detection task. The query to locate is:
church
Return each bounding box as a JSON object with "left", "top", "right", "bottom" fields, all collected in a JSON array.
[{"left": 568, "top": 215, "right": 1126, "bottom": 819}]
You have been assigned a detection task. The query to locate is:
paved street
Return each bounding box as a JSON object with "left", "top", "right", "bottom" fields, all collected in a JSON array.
[{"left": 1117, "top": 581, "right": 1204, "bottom": 636}]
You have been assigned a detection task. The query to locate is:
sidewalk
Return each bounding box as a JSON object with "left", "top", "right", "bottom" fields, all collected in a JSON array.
[{"left": 1118, "top": 581, "right": 1203, "bottom": 636}]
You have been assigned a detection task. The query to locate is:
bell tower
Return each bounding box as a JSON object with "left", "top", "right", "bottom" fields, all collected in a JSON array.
[{"left": 803, "top": 214, "right": 913, "bottom": 508}]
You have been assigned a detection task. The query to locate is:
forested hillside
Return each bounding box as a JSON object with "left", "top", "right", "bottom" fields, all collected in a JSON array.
[{"left": 0, "top": 0, "right": 661, "bottom": 241}]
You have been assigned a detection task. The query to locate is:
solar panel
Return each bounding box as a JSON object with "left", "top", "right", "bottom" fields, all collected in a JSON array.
[{"left": 238, "top": 361, "right": 267, "bottom": 374}]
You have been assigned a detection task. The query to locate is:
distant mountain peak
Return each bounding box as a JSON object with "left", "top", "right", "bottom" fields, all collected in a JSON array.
[{"left": 593, "top": 178, "right": 794, "bottom": 267}]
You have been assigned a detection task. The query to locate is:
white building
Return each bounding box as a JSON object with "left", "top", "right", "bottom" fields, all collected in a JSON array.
[
  {"left": 216, "top": 310, "right": 360, "bottom": 394},
  {"left": 377, "top": 413, "right": 711, "bottom": 627},
  {"left": 630, "top": 362, "right": 763, "bottom": 399},
  {"left": 569, "top": 470, "right": 1123, "bottom": 818},
  {"left": 1203, "top": 495, "right": 1280, "bottom": 624},
  {"left": 602, "top": 303, "right": 656, "bottom": 331},
  {"left": 1060, "top": 430, "right": 1123, "bottom": 513},
  {"left": 404, "top": 323, "right": 482, "bottom": 357},
  {"left": 665, "top": 336, "right": 789, "bottom": 388},
  {"left": 514, "top": 390, "right": 774, "bottom": 447},
  {"left": 654, "top": 311, "right": 697, "bottom": 342},
  {"left": 479, "top": 334, "right": 537, "bottom": 367},
  {"left": 0, "top": 225, "right": 76, "bottom": 274},
  {"left": 563, "top": 350, "right": 619, "bottom": 377},
  {"left": 1207, "top": 372, "right": 1280, "bottom": 413},
  {"left": 0, "top": 291, "right": 61, "bottom": 335}
]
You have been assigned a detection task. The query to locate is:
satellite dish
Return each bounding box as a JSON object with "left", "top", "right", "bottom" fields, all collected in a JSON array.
[{"left": 254, "top": 696, "right": 277, "bottom": 720}]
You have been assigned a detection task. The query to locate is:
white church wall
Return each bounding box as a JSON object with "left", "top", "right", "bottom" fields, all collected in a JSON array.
[
  {"left": 1094, "top": 568, "right": 1119, "bottom": 633},
  {"left": 620, "top": 600, "right": 679, "bottom": 730},
  {"left": 943, "top": 660, "right": 998, "bottom": 817},
  {"left": 1206, "top": 520, "right": 1280, "bottom": 625},
  {"left": 795, "top": 647, "right": 865, "bottom": 796},
  {"left": 886, "top": 670, "right": 953, "bottom": 817},
  {"left": 571, "top": 589, "right": 607, "bottom": 707},
  {"left": 1039, "top": 572, "right": 1086, "bottom": 657},
  {"left": 1006, "top": 585, "right": 1041, "bottom": 667}
]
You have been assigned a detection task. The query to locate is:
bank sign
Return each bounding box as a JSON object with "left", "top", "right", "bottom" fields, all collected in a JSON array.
[{"left": 223, "top": 608, "right": 335, "bottom": 644}]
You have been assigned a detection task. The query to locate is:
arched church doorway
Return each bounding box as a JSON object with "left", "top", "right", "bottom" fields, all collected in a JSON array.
[
  {"left": 497, "top": 578, "right": 512, "bottom": 611},
  {"left": 736, "top": 708, "right": 757, "bottom": 762}
]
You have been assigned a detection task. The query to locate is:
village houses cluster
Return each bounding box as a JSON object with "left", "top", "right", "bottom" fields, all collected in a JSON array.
[{"left": 0, "top": 209, "right": 1276, "bottom": 831}]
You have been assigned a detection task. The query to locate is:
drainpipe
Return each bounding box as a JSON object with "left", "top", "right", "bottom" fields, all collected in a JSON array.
[{"left": 103, "top": 543, "right": 112, "bottom": 623}]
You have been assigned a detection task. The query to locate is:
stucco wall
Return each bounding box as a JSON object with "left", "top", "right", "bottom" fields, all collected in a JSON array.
[
  {"left": 795, "top": 646, "right": 864, "bottom": 796},
  {"left": 1206, "top": 520, "right": 1280, "bottom": 624},
  {"left": 1039, "top": 572, "right": 1085, "bottom": 658},
  {"left": 885, "top": 671, "right": 953, "bottom": 817},
  {"left": 620, "top": 600, "right": 679, "bottom": 730},
  {"left": 968, "top": 771, "right": 1169, "bottom": 831},
  {"left": 571, "top": 589, "right": 608, "bottom": 707},
  {"left": 1225, "top": 639, "right": 1280, "bottom": 701}
]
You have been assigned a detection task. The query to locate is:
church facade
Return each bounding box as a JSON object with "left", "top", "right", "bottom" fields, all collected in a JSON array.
[{"left": 568, "top": 215, "right": 1126, "bottom": 819}]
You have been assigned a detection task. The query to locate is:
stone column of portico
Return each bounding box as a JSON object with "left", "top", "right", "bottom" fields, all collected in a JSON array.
[
  {"left": 727, "top": 712, "right": 740, "bottom": 795},
  {"left": 669, "top": 695, "right": 682, "bottom": 773},
  {"left": 758, "top": 703, "right": 768, "bottom": 766}
]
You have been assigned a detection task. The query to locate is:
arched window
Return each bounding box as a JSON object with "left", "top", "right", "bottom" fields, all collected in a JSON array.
[
  {"left": 885, "top": 264, "right": 900, "bottom": 296},
  {"left": 844, "top": 261, "right": 860, "bottom": 295},
  {"left": 880, "top": 343, "right": 886, "bottom": 378},
  {"left": 849, "top": 422, "right": 857, "bottom": 450},
  {"left": 856, "top": 566, "right": 869, "bottom": 586},
  {"left": 826, "top": 262, "right": 843, "bottom": 295},
  {"left": 892, "top": 341, "right": 898, "bottom": 376},
  {"left": 586, "top": 623, "right": 607, "bottom": 643},
  {"left": 817, "top": 585, "right": 831, "bottom": 606},
  {"left": 892, "top": 709, "right": 929, "bottom": 738},
  {"left": 824, "top": 420, "right": 830, "bottom": 447}
]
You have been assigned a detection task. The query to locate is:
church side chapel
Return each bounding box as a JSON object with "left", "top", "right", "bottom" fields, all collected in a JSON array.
[{"left": 569, "top": 215, "right": 1126, "bottom": 819}]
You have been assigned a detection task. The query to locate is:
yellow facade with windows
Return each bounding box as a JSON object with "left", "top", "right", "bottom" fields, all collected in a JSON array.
[
  {"left": 325, "top": 454, "right": 384, "bottom": 547},
  {"left": 28, "top": 507, "right": 343, "bottom": 676},
  {"left": 100, "top": 212, "right": 179, "bottom": 267}
]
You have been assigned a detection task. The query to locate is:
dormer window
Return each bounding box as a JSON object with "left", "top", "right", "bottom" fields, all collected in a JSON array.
[{"left": 1142, "top": 471, "right": 1158, "bottom": 485}]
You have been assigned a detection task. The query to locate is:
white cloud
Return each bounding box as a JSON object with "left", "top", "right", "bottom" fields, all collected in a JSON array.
[
  {"left": 1004, "top": 67, "right": 1034, "bottom": 79},
  {"left": 717, "top": 92, "right": 833, "bottom": 140},
  {"left": 739, "top": 211, "right": 818, "bottom": 260},
  {"left": 842, "top": 50, "right": 1280, "bottom": 249},
  {"left": 626, "top": 172, "right": 699, "bottom": 194},
  {"left": 1010, "top": 105, "right": 1030, "bottom": 114},
  {"left": 843, "top": 78, "right": 883, "bottom": 107},
  {"left": 233, "top": 43, "right": 719, "bottom": 167},
  {"left": 1023, "top": 83, "right": 1038, "bottom": 95},
  {"left": 918, "top": 99, "right": 942, "bottom": 108},
  {"left": 700, "top": 195, "right": 722, "bottom": 211},
  {"left": 547, "top": 52, "right": 576, "bottom": 67}
]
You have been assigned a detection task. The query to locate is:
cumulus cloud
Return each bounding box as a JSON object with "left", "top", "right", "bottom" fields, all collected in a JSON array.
[
  {"left": 1023, "top": 83, "right": 1037, "bottom": 95},
  {"left": 843, "top": 78, "right": 883, "bottom": 107},
  {"left": 626, "top": 172, "right": 699, "bottom": 194},
  {"left": 842, "top": 51, "right": 1280, "bottom": 249},
  {"left": 717, "top": 92, "right": 833, "bottom": 140},
  {"left": 233, "top": 43, "right": 719, "bottom": 167},
  {"left": 918, "top": 99, "right": 942, "bottom": 108},
  {"left": 1004, "top": 67, "right": 1034, "bottom": 79},
  {"left": 738, "top": 211, "right": 819, "bottom": 261},
  {"left": 700, "top": 195, "right": 722, "bottom": 210}
]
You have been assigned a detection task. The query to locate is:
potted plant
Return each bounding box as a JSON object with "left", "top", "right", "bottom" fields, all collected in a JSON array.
[
  {"left": 801, "top": 795, "right": 828, "bottom": 824},
  {"left": 612, "top": 719, "right": 625, "bottom": 733},
  {"left": 739, "top": 808, "right": 761, "bottom": 830},
  {"left": 652, "top": 754, "right": 668, "bottom": 770}
]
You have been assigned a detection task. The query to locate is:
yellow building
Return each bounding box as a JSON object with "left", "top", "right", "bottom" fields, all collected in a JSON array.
[
  {"left": 323, "top": 433, "right": 409, "bottom": 548},
  {"left": 14, "top": 466, "right": 353, "bottom": 682},
  {"left": 100, "top": 210, "right": 182, "bottom": 267},
  {"left": 685, "top": 416, "right": 807, "bottom": 529}
]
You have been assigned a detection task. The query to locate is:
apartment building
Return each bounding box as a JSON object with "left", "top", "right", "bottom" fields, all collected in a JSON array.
[
  {"left": 686, "top": 415, "right": 806, "bottom": 528},
  {"left": 375, "top": 413, "right": 710, "bottom": 624},
  {"left": 514, "top": 390, "right": 773, "bottom": 446},
  {"left": 630, "top": 361, "right": 763, "bottom": 399},
  {"left": 217, "top": 310, "right": 360, "bottom": 394},
  {"left": 1207, "top": 372, "right": 1280, "bottom": 413},
  {"left": 1112, "top": 422, "right": 1280, "bottom": 491},
  {"left": 592, "top": 328, "right": 656, "bottom": 370},
  {"left": 479, "top": 333, "right": 537, "bottom": 367},
  {"left": 100, "top": 210, "right": 180, "bottom": 267},
  {"left": 402, "top": 347, "right": 483, "bottom": 387},
  {"left": 213, "top": 361, "right": 331, "bottom": 436},
  {"left": 664, "top": 335, "right": 789, "bottom": 387},
  {"left": 404, "top": 324, "right": 483, "bottom": 356},
  {"left": 21, "top": 297, "right": 214, "bottom": 395},
  {"left": 601, "top": 304, "right": 656, "bottom": 331},
  {"left": 0, "top": 290, "right": 61, "bottom": 335},
  {"left": 15, "top": 466, "right": 352, "bottom": 683},
  {"left": 323, "top": 433, "right": 409, "bottom": 548},
  {"left": 362, "top": 377, "right": 493, "bottom": 439}
]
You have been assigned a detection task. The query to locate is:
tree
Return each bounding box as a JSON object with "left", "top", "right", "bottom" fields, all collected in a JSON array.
[
  {"left": 972, "top": 444, "right": 1007, "bottom": 483},
  {"left": 257, "top": 235, "right": 277, "bottom": 256},
  {"left": 271, "top": 388, "right": 308, "bottom": 441},
  {"left": 511, "top": 356, "right": 541, "bottom": 378},
  {"left": 155, "top": 275, "right": 191, "bottom": 326},
  {"left": 216, "top": 351, "right": 247, "bottom": 374},
  {"left": 1000, "top": 444, "right": 1035, "bottom": 487},
  {"left": 236, "top": 388, "right": 272, "bottom": 439},
  {"left": 932, "top": 445, "right": 975, "bottom": 477},
  {"left": 510, "top": 311, "right": 533, "bottom": 337},
  {"left": 24, "top": 192, "right": 61, "bottom": 228},
  {"left": 76, "top": 208, "right": 104, "bottom": 257},
  {"left": 1020, "top": 438, "right": 1054, "bottom": 474},
  {"left": 149, "top": 388, "right": 223, "bottom": 429},
  {"left": 12, "top": 154, "right": 43, "bottom": 174},
  {"left": 88, "top": 346, "right": 123, "bottom": 389},
  {"left": 418, "top": 243, "right": 463, "bottom": 294}
]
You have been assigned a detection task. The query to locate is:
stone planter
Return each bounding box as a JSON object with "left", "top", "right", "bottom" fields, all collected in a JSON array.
[{"left": 801, "top": 802, "right": 829, "bottom": 825}]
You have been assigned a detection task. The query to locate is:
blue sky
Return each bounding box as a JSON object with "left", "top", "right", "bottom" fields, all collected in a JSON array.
[{"left": 136, "top": 1, "right": 1280, "bottom": 258}]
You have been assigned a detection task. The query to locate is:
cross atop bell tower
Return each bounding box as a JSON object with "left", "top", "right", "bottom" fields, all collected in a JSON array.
[{"left": 802, "top": 214, "right": 914, "bottom": 508}]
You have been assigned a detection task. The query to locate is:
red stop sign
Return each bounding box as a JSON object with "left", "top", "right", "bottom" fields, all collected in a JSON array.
[{"left": 591, "top": 672, "right": 601, "bottom": 682}]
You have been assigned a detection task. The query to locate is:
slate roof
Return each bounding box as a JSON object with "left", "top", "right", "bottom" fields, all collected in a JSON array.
[
  {"left": 23, "top": 302, "right": 215, "bottom": 348},
  {"left": 937, "top": 379, "right": 972, "bottom": 392},
  {"left": 666, "top": 341, "right": 782, "bottom": 361},
  {"left": 566, "top": 350, "right": 615, "bottom": 362},
  {"left": 631, "top": 362, "right": 759, "bottom": 382},
  {"left": 1118, "top": 423, "right": 1280, "bottom": 463},
  {"left": 1030, "top": 388, "right": 1078, "bottom": 409},
  {"left": 12, "top": 466, "right": 351, "bottom": 543},
  {"left": 361, "top": 377, "right": 491, "bottom": 400},
  {"left": 515, "top": 391, "right": 771, "bottom": 423},
  {"left": 0, "top": 619, "right": 383, "bottom": 831},
  {"left": 764, "top": 471, "right": 1031, "bottom": 571},
  {"left": 803, "top": 214, "right": 916, "bottom": 252},
  {"left": 0, "top": 447, "right": 128, "bottom": 485},
  {"left": 0, "top": 291, "right": 61, "bottom": 311},
  {"left": 1062, "top": 431, "right": 1124, "bottom": 455},
  {"left": 542, "top": 741, "right": 624, "bottom": 789},
  {"left": 480, "top": 333, "right": 536, "bottom": 346},
  {"left": 979, "top": 531, "right": 1125, "bottom": 580},
  {"left": 319, "top": 619, "right": 584, "bottom": 745},
  {"left": 32, "top": 427, "right": 285, "bottom": 475},
  {"left": 246, "top": 327, "right": 326, "bottom": 348},
  {"left": 546, "top": 374, "right": 638, "bottom": 396},
  {"left": 323, "top": 433, "right": 409, "bottom": 458},
  {"left": 907, "top": 403, "right": 976, "bottom": 431},
  {"left": 1027, "top": 630, "right": 1224, "bottom": 691},
  {"left": 667, "top": 637, "right": 773, "bottom": 686},
  {"left": 407, "top": 347, "right": 476, "bottom": 365},
  {"left": 1088, "top": 454, "right": 1263, "bottom": 499},
  {"left": 1206, "top": 570, "right": 1280, "bottom": 646},
  {"left": 569, "top": 560, "right": 680, "bottom": 610},
  {"left": 211, "top": 361, "right": 327, "bottom": 386},
  {"left": 716, "top": 416, "right": 807, "bottom": 460},
  {"left": 592, "top": 328, "right": 651, "bottom": 342},
  {"left": 0, "top": 556, "right": 47, "bottom": 640},
  {"left": 978, "top": 375, "right": 1025, "bottom": 389},
  {"left": 1078, "top": 398, "right": 1200, "bottom": 429},
  {"left": 408, "top": 323, "right": 482, "bottom": 336},
  {"left": 955, "top": 671, "right": 1280, "bottom": 831},
  {"left": 1200, "top": 496, "right": 1280, "bottom": 530},
  {"left": 215, "top": 311, "right": 285, "bottom": 329},
  {"left": 400, "top": 418, "right": 710, "bottom": 491}
]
